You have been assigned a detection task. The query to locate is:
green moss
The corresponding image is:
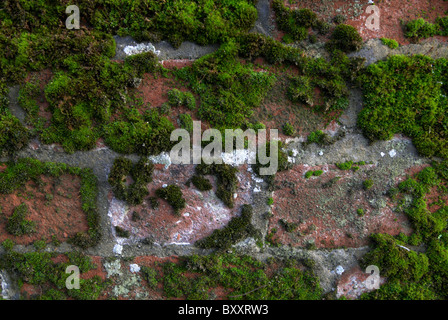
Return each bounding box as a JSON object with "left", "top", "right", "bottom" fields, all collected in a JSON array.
[
  {"left": 287, "top": 53, "right": 354, "bottom": 113},
  {"left": 108, "top": 156, "right": 154, "bottom": 206},
  {"left": 179, "top": 113, "right": 194, "bottom": 133},
  {"left": 357, "top": 54, "right": 448, "bottom": 159},
  {"left": 327, "top": 24, "right": 363, "bottom": 53},
  {"left": 405, "top": 18, "right": 439, "bottom": 41},
  {"left": 380, "top": 37, "right": 399, "bottom": 49},
  {"left": 313, "top": 170, "right": 323, "bottom": 176},
  {"left": 333, "top": 14, "right": 347, "bottom": 25},
  {"left": 361, "top": 162, "right": 448, "bottom": 300},
  {"left": 141, "top": 266, "right": 159, "bottom": 290},
  {"left": 6, "top": 203, "right": 36, "bottom": 236},
  {"left": 115, "top": 226, "right": 130, "bottom": 238},
  {"left": 357, "top": 208, "right": 365, "bottom": 217},
  {"left": 156, "top": 185, "right": 186, "bottom": 216},
  {"left": 306, "top": 130, "right": 327, "bottom": 145},
  {"left": 174, "top": 40, "right": 276, "bottom": 129},
  {"left": 196, "top": 204, "right": 261, "bottom": 249},
  {"left": 236, "top": 32, "right": 305, "bottom": 65},
  {"left": 85, "top": 0, "right": 258, "bottom": 48},
  {"left": 2, "top": 239, "right": 14, "bottom": 251},
  {"left": 0, "top": 250, "right": 107, "bottom": 299},
  {"left": 0, "top": 111, "right": 30, "bottom": 156},
  {"left": 196, "top": 162, "right": 239, "bottom": 208},
  {"left": 279, "top": 219, "right": 299, "bottom": 233},
  {"left": 191, "top": 175, "right": 212, "bottom": 192},
  {"left": 124, "top": 51, "right": 159, "bottom": 77},
  {"left": 160, "top": 253, "right": 322, "bottom": 300},
  {"left": 305, "top": 171, "right": 313, "bottom": 179},
  {"left": 282, "top": 122, "right": 296, "bottom": 136},
  {"left": 363, "top": 179, "right": 374, "bottom": 190},
  {"left": 167, "top": 89, "right": 185, "bottom": 107},
  {"left": 336, "top": 161, "right": 353, "bottom": 170},
  {"left": 273, "top": 0, "right": 320, "bottom": 42}
]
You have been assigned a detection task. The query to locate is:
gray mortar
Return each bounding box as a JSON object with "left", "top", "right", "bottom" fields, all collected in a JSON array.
[
  {"left": 7, "top": 85, "right": 25, "bottom": 124},
  {"left": 250, "top": 0, "right": 275, "bottom": 37},
  {"left": 350, "top": 38, "right": 448, "bottom": 66}
]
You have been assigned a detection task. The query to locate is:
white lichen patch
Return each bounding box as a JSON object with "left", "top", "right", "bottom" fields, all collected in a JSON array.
[
  {"left": 129, "top": 264, "right": 141, "bottom": 273},
  {"left": 104, "top": 259, "right": 123, "bottom": 278},
  {"left": 148, "top": 152, "right": 172, "bottom": 169},
  {"left": 108, "top": 197, "right": 128, "bottom": 226},
  {"left": 335, "top": 265, "right": 345, "bottom": 275},
  {"left": 389, "top": 149, "right": 397, "bottom": 157},
  {"left": 124, "top": 42, "right": 161, "bottom": 56},
  {"left": 221, "top": 149, "right": 256, "bottom": 167},
  {"left": 113, "top": 243, "right": 123, "bottom": 256}
]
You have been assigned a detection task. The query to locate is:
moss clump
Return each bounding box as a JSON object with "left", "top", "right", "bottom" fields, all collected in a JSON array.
[
  {"left": 141, "top": 266, "right": 159, "bottom": 290},
  {"left": 336, "top": 161, "right": 353, "bottom": 170},
  {"left": 273, "top": 0, "right": 320, "bottom": 42},
  {"left": 313, "top": 170, "right": 323, "bottom": 176},
  {"left": 161, "top": 253, "right": 322, "bottom": 300},
  {"left": 358, "top": 54, "right": 448, "bottom": 159},
  {"left": 156, "top": 185, "right": 186, "bottom": 216},
  {"left": 196, "top": 204, "right": 261, "bottom": 250},
  {"left": 333, "top": 14, "right": 347, "bottom": 25},
  {"left": 363, "top": 179, "right": 374, "bottom": 190},
  {"left": 167, "top": 89, "right": 196, "bottom": 110},
  {"left": 380, "top": 38, "right": 399, "bottom": 49},
  {"left": 82, "top": 0, "right": 258, "bottom": 48},
  {"left": 108, "top": 157, "right": 154, "bottom": 206},
  {"left": 124, "top": 51, "right": 159, "bottom": 77},
  {"left": 287, "top": 53, "right": 355, "bottom": 113},
  {"left": 305, "top": 171, "right": 313, "bottom": 179},
  {"left": 282, "top": 122, "right": 296, "bottom": 136},
  {"left": 195, "top": 162, "right": 239, "bottom": 208},
  {"left": 322, "top": 176, "right": 341, "bottom": 188},
  {"left": 0, "top": 250, "right": 107, "bottom": 300},
  {"left": 360, "top": 162, "right": 448, "bottom": 300},
  {"left": 236, "top": 32, "right": 305, "bottom": 65},
  {"left": 357, "top": 208, "right": 365, "bottom": 217},
  {"left": 0, "top": 83, "right": 30, "bottom": 155},
  {"left": 115, "top": 226, "right": 130, "bottom": 238},
  {"left": 306, "top": 130, "right": 328, "bottom": 145},
  {"left": 6, "top": 204, "right": 36, "bottom": 236},
  {"left": 279, "top": 219, "right": 299, "bottom": 233},
  {"left": 167, "top": 89, "right": 185, "bottom": 107},
  {"left": 404, "top": 18, "right": 441, "bottom": 41},
  {"left": 2, "top": 239, "right": 14, "bottom": 251},
  {"left": 327, "top": 24, "right": 363, "bottom": 53},
  {"left": 191, "top": 175, "right": 212, "bottom": 192},
  {"left": 174, "top": 40, "right": 276, "bottom": 129},
  {"left": 179, "top": 113, "right": 194, "bottom": 133}
]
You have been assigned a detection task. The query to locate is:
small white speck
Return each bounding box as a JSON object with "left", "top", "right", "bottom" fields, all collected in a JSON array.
[
  {"left": 335, "top": 265, "right": 345, "bottom": 275},
  {"left": 129, "top": 264, "right": 140, "bottom": 273},
  {"left": 113, "top": 244, "right": 123, "bottom": 256}
]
